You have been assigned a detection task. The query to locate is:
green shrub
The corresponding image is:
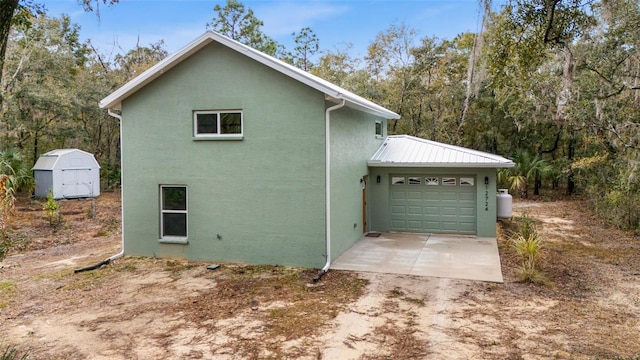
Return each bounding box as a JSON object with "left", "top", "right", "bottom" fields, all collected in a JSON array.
[{"left": 42, "top": 190, "right": 61, "bottom": 227}]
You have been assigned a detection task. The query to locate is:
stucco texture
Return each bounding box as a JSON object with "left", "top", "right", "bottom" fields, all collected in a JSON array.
[
  {"left": 119, "top": 41, "right": 389, "bottom": 268},
  {"left": 121, "top": 43, "right": 329, "bottom": 267}
]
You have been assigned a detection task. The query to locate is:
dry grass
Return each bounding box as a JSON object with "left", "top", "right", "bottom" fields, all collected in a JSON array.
[
  {"left": 474, "top": 199, "right": 640, "bottom": 359},
  {"left": 174, "top": 265, "right": 367, "bottom": 357},
  {"left": 0, "top": 281, "right": 16, "bottom": 309},
  {"left": 2, "top": 192, "right": 640, "bottom": 359}
]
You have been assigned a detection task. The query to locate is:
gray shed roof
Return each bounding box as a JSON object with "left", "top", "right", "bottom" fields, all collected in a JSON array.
[
  {"left": 368, "top": 135, "right": 515, "bottom": 168},
  {"left": 100, "top": 31, "right": 400, "bottom": 120}
]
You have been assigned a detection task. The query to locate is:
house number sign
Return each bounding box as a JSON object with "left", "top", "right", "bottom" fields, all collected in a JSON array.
[{"left": 484, "top": 186, "right": 489, "bottom": 211}]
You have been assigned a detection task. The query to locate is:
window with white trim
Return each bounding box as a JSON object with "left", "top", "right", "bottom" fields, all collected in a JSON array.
[
  {"left": 375, "top": 121, "right": 383, "bottom": 138},
  {"left": 194, "top": 110, "right": 242, "bottom": 139},
  {"left": 160, "top": 185, "right": 187, "bottom": 239}
]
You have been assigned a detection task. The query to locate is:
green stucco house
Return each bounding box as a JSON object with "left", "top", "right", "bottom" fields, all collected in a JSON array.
[{"left": 99, "top": 32, "right": 514, "bottom": 271}]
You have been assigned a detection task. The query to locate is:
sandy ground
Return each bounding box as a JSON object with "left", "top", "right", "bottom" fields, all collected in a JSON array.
[{"left": 1, "top": 191, "right": 639, "bottom": 359}]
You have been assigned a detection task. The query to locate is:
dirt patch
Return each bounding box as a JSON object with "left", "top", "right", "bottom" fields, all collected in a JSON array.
[{"left": 1, "top": 193, "right": 640, "bottom": 359}]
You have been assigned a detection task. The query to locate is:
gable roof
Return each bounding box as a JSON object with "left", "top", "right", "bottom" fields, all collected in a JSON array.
[
  {"left": 32, "top": 149, "right": 100, "bottom": 171},
  {"left": 99, "top": 31, "right": 400, "bottom": 120},
  {"left": 368, "top": 135, "right": 515, "bottom": 168}
]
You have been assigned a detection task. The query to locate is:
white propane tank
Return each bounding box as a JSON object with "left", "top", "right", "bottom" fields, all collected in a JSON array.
[{"left": 496, "top": 189, "right": 513, "bottom": 219}]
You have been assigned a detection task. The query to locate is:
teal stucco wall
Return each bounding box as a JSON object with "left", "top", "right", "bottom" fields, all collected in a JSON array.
[
  {"left": 367, "top": 167, "right": 499, "bottom": 237},
  {"left": 120, "top": 42, "right": 328, "bottom": 267},
  {"left": 329, "top": 107, "right": 386, "bottom": 263}
]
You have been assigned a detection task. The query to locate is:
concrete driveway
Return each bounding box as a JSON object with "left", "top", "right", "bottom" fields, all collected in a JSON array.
[{"left": 331, "top": 232, "right": 503, "bottom": 283}]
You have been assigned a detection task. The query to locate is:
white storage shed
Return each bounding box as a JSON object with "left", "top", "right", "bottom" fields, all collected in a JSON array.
[{"left": 33, "top": 149, "right": 101, "bottom": 199}]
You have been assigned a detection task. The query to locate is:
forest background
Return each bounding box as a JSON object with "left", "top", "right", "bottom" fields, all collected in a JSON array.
[{"left": 1, "top": 0, "right": 639, "bottom": 238}]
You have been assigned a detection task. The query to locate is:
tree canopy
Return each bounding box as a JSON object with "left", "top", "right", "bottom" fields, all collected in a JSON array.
[{"left": 1, "top": 0, "right": 640, "bottom": 231}]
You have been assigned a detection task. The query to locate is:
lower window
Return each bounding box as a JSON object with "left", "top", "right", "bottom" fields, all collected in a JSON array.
[{"left": 160, "top": 185, "right": 187, "bottom": 239}]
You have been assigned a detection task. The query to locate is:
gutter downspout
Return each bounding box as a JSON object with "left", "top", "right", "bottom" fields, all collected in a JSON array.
[
  {"left": 314, "top": 98, "right": 346, "bottom": 282},
  {"left": 75, "top": 108, "right": 124, "bottom": 273}
]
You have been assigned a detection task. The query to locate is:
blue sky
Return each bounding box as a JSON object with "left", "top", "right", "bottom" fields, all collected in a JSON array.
[{"left": 44, "top": 0, "right": 503, "bottom": 59}]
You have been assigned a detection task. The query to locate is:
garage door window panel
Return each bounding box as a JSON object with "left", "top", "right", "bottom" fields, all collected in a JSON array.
[
  {"left": 408, "top": 177, "right": 421, "bottom": 185},
  {"left": 392, "top": 177, "right": 405, "bottom": 185},
  {"left": 442, "top": 177, "right": 456, "bottom": 186},
  {"left": 460, "top": 177, "right": 475, "bottom": 186},
  {"left": 425, "top": 177, "right": 439, "bottom": 186}
]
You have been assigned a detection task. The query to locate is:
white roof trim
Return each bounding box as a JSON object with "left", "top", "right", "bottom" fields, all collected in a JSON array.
[
  {"left": 368, "top": 135, "right": 515, "bottom": 168},
  {"left": 99, "top": 31, "right": 400, "bottom": 120}
]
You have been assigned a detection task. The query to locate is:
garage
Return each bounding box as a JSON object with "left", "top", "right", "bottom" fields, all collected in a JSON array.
[
  {"left": 367, "top": 135, "right": 515, "bottom": 238},
  {"left": 389, "top": 175, "right": 476, "bottom": 234}
]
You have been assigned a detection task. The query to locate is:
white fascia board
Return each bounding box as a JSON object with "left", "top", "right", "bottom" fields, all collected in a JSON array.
[
  {"left": 99, "top": 33, "right": 215, "bottom": 109},
  {"left": 219, "top": 35, "right": 400, "bottom": 119},
  {"left": 100, "top": 31, "right": 401, "bottom": 120},
  {"left": 367, "top": 161, "right": 515, "bottom": 168}
]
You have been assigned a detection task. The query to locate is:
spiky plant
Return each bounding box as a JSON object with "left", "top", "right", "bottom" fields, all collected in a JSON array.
[
  {"left": 512, "top": 213, "right": 546, "bottom": 284},
  {"left": 0, "top": 345, "right": 29, "bottom": 360}
]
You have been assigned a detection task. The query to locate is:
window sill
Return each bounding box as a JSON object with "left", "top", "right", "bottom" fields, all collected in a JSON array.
[
  {"left": 193, "top": 135, "right": 243, "bottom": 141},
  {"left": 158, "top": 238, "right": 189, "bottom": 245},
  {"left": 375, "top": 135, "right": 384, "bottom": 139}
]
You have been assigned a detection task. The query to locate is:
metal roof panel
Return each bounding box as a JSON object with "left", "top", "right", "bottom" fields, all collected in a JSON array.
[{"left": 369, "top": 135, "right": 515, "bottom": 168}]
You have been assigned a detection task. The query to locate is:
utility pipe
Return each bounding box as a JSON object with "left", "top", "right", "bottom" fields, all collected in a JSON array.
[
  {"left": 75, "top": 109, "right": 124, "bottom": 273},
  {"left": 314, "top": 98, "right": 345, "bottom": 282}
]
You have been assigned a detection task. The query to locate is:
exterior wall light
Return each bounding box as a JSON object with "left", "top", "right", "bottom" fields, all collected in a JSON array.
[
  {"left": 377, "top": 175, "right": 381, "bottom": 183},
  {"left": 484, "top": 176, "right": 489, "bottom": 185}
]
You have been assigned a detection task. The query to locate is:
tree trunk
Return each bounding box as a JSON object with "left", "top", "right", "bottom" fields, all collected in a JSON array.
[
  {"left": 32, "top": 130, "right": 38, "bottom": 167},
  {"left": 458, "top": 0, "right": 489, "bottom": 136},
  {"left": 566, "top": 135, "right": 575, "bottom": 195},
  {"left": 0, "top": 0, "right": 20, "bottom": 110}
]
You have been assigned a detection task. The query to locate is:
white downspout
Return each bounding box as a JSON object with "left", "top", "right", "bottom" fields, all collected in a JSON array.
[
  {"left": 74, "top": 108, "right": 123, "bottom": 273},
  {"left": 315, "top": 98, "right": 345, "bottom": 281},
  {"left": 106, "top": 109, "right": 124, "bottom": 261}
]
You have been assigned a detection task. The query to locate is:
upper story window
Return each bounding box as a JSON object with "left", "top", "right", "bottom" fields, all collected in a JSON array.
[
  {"left": 375, "top": 121, "right": 383, "bottom": 138},
  {"left": 194, "top": 110, "right": 243, "bottom": 140}
]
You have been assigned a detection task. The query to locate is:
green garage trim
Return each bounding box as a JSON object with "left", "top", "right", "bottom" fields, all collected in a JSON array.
[{"left": 389, "top": 175, "right": 476, "bottom": 234}]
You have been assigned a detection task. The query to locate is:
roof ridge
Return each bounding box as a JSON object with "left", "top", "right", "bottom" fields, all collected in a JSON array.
[{"left": 100, "top": 31, "right": 399, "bottom": 120}]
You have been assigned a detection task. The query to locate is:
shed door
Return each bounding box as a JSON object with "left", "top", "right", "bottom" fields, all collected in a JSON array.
[
  {"left": 62, "top": 169, "right": 93, "bottom": 198},
  {"left": 390, "top": 175, "right": 476, "bottom": 234}
]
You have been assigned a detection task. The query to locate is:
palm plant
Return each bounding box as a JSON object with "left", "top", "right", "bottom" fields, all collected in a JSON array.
[
  {"left": 499, "top": 149, "right": 552, "bottom": 198},
  {"left": 1, "top": 149, "right": 32, "bottom": 259},
  {"left": 0, "top": 148, "right": 33, "bottom": 195}
]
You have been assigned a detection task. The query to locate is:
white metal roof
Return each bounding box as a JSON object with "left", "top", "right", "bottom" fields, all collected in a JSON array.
[
  {"left": 99, "top": 31, "right": 400, "bottom": 120},
  {"left": 368, "top": 135, "right": 515, "bottom": 168},
  {"left": 32, "top": 149, "right": 100, "bottom": 170}
]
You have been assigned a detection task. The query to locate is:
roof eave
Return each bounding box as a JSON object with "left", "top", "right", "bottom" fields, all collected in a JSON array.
[
  {"left": 100, "top": 32, "right": 401, "bottom": 120},
  {"left": 367, "top": 161, "right": 515, "bottom": 168},
  {"left": 99, "top": 33, "right": 215, "bottom": 110}
]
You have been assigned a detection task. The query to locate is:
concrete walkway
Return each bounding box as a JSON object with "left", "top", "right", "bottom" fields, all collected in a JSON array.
[{"left": 331, "top": 232, "right": 504, "bottom": 283}]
